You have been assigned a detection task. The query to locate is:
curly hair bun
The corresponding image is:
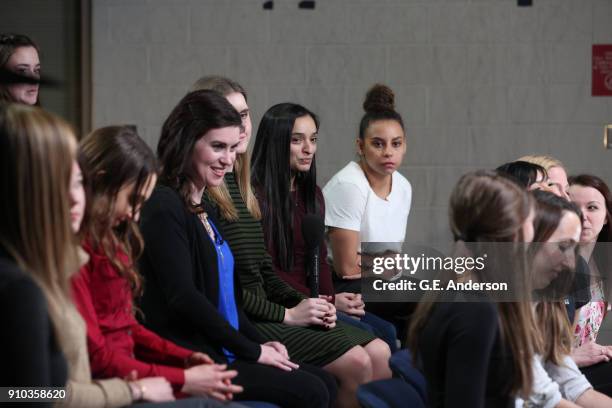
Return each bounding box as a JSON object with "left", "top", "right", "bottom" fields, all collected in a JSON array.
[{"left": 363, "top": 84, "right": 395, "bottom": 113}]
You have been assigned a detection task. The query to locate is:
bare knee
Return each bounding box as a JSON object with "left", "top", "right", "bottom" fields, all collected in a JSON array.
[
  {"left": 365, "top": 339, "right": 391, "bottom": 363},
  {"left": 326, "top": 346, "right": 373, "bottom": 385},
  {"left": 364, "top": 339, "right": 392, "bottom": 379}
]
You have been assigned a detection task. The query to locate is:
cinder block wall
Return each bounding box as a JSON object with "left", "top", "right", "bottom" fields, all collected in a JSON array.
[{"left": 92, "top": 0, "right": 612, "bottom": 244}]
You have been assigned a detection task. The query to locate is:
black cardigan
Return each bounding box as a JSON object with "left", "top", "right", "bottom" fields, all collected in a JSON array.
[
  {"left": 138, "top": 185, "right": 264, "bottom": 363},
  {"left": 0, "top": 254, "right": 67, "bottom": 390}
]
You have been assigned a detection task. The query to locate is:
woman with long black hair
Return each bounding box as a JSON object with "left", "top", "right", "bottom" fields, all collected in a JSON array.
[
  {"left": 251, "top": 102, "right": 392, "bottom": 407},
  {"left": 138, "top": 90, "right": 334, "bottom": 407}
]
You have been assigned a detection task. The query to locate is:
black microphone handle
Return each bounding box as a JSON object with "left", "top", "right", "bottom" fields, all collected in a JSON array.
[{"left": 310, "top": 247, "right": 320, "bottom": 298}]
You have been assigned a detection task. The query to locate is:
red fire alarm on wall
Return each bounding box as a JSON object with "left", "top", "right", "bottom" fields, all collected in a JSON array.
[{"left": 592, "top": 44, "right": 612, "bottom": 96}]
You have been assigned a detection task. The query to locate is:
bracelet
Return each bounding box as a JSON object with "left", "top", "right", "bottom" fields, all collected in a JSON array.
[
  {"left": 131, "top": 381, "right": 146, "bottom": 401},
  {"left": 137, "top": 383, "right": 147, "bottom": 401}
]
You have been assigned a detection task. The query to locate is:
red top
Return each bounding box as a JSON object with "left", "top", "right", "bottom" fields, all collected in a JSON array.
[{"left": 71, "top": 240, "right": 193, "bottom": 389}]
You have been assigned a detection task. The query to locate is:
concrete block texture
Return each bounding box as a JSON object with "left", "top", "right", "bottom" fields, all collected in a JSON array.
[
  {"left": 93, "top": 45, "right": 149, "bottom": 85},
  {"left": 348, "top": 4, "right": 429, "bottom": 44},
  {"left": 191, "top": 3, "right": 269, "bottom": 44},
  {"left": 92, "top": 0, "right": 612, "bottom": 243},
  {"left": 306, "top": 46, "right": 385, "bottom": 86},
  {"left": 347, "top": 84, "right": 427, "bottom": 127},
  {"left": 150, "top": 46, "right": 228, "bottom": 86},
  {"left": 593, "top": 0, "right": 612, "bottom": 43},
  {"left": 229, "top": 46, "right": 307, "bottom": 84},
  {"left": 267, "top": 86, "right": 350, "bottom": 128},
  {"left": 269, "top": 1, "right": 351, "bottom": 45},
  {"left": 388, "top": 45, "right": 468, "bottom": 86}
]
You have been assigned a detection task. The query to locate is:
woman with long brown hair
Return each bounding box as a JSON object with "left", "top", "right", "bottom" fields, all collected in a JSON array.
[
  {"left": 527, "top": 190, "right": 612, "bottom": 407},
  {"left": 138, "top": 90, "right": 334, "bottom": 407},
  {"left": 0, "top": 103, "right": 74, "bottom": 387},
  {"left": 62, "top": 149, "right": 180, "bottom": 406},
  {"left": 407, "top": 170, "right": 537, "bottom": 407},
  {"left": 71, "top": 125, "right": 242, "bottom": 403}
]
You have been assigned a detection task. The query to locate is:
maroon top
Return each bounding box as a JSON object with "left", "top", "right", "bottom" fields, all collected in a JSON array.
[
  {"left": 71, "top": 240, "right": 193, "bottom": 389},
  {"left": 259, "top": 187, "right": 335, "bottom": 300}
]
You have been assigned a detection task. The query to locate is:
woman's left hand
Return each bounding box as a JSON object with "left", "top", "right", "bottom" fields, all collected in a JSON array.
[
  {"left": 264, "top": 341, "right": 289, "bottom": 360},
  {"left": 571, "top": 342, "right": 612, "bottom": 367}
]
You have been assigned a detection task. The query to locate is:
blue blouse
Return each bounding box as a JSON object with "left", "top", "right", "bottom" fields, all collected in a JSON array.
[{"left": 206, "top": 218, "right": 239, "bottom": 362}]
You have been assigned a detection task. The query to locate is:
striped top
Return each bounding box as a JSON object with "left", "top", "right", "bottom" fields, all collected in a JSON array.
[{"left": 206, "top": 172, "right": 305, "bottom": 323}]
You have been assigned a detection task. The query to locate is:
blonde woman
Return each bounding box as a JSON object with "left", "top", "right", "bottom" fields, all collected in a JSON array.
[
  {"left": 519, "top": 155, "right": 570, "bottom": 200},
  {"left": 0, "top": 103, "right": 73, "bottom": 388}
]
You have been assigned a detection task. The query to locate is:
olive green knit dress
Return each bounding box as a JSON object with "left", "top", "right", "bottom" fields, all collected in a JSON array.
[{"left": 206, "top": 172, "right": 375, "bottom": 366}]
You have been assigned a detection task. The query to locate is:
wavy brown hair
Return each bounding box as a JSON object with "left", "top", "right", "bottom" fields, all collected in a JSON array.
[
  {"left": 408, "top": 170, "right": 536, "bottom": 397},
  {"left": 0, "top": 102, "right": 78, "bottom": 303},
  {"left": 190, "top": 76, "right": 261, "bottom": 221},
  {"left": 78, "top": 125, "right": 157, "bottom": 298},
  {"left": 157, "top": 89, "right": 242, "bottom": 211}
]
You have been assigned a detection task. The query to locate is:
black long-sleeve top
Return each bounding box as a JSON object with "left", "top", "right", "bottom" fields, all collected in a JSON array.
[
  {"left": 417, "top": 301, "right": 514, "bottom": 408},
  {"left": 0, "top": 254, "right": 67, "bottom": 389},
  {"left": 138, "top": 185, "right": 264, "bottom": 363}
]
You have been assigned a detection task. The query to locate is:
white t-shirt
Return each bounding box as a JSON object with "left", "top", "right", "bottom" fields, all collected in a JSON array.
[
  {"left": 515, "top": 356, "right": 561, "bottom": 408},
  {"left": 323, "top": 161, "right": 412, "bottom": 252}
]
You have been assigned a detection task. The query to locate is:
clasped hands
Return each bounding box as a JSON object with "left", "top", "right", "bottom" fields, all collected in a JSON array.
[{"left": 285, "top": 292, "right": 365, "bottom": 327}]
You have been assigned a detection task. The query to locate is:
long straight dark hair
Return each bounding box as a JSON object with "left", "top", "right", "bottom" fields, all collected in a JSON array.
[{"left": 251, "top": 103, "right": 319, "bottom": 271}]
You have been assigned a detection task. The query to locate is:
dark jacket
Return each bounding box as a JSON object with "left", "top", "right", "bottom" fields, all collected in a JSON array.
[
  {"left": 138, "top": 185, "right": 264, "bottom": 363},
  {"left": 0, "top": 253, "right": 67, "bottom": 390}
]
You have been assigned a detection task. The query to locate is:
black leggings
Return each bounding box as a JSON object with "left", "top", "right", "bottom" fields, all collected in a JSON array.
[
  {"left": 581, "top": 361, "right": 612, "bottom": 397},
  {"left": 228, "top": 360, "right": 337, "bottom": 408}
]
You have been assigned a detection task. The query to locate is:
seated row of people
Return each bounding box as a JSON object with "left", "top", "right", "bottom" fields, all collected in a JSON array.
[
  {"left": 404, "top": 159, "right": 612, "bottom": 407},
  {"left": 0, "top": 79, "right": 406, "bottom": 407},
  {"left": 2, "top": 69, "right": 612, "bottom": 408}
]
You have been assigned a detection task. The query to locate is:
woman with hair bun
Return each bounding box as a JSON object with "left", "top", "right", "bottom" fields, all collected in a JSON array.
[{"left": 323, "top": 84, "right": 412, "bottom": 335}]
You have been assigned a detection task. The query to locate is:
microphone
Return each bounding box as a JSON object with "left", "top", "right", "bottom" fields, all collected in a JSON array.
[{"left": 301, "top": 214, "right": 325, "bottom": 298}]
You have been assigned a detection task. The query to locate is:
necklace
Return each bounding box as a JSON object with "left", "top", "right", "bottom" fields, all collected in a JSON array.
[{"left": 197, "top": 211, "right": 216, "bottom": 242}]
